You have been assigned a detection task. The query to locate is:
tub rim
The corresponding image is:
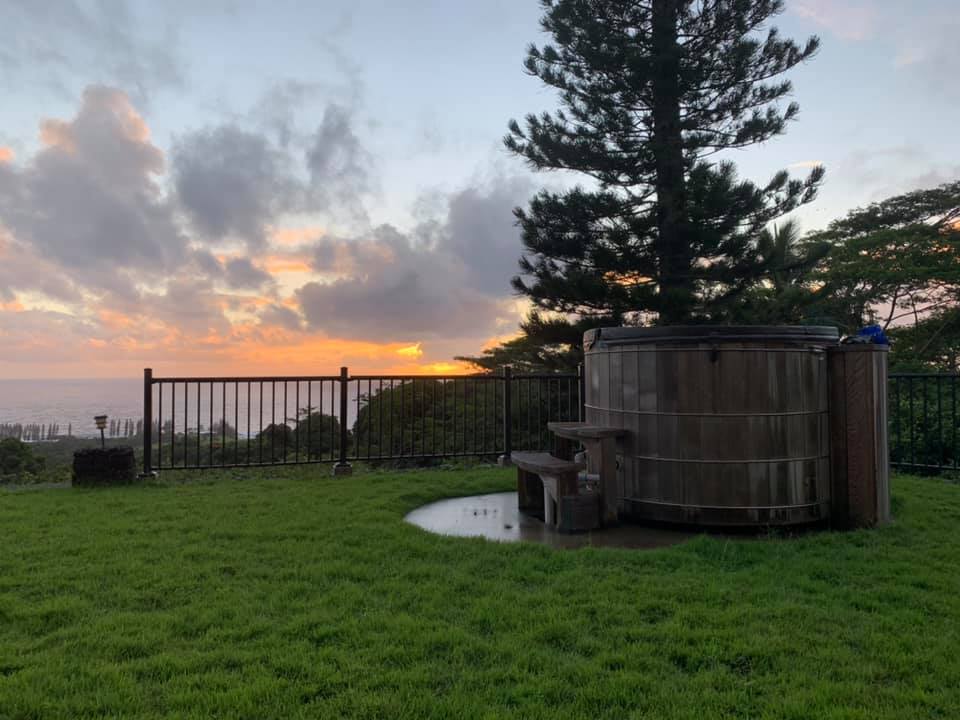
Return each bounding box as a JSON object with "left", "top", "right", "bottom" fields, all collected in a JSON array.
[{"left": 584, "top": 325, "right": 840, "bottom": 350}]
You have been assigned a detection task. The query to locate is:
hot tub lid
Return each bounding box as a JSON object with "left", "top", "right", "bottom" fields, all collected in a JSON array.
[{"left": 584, "top": 325, "right": 840, "bottom": 349}]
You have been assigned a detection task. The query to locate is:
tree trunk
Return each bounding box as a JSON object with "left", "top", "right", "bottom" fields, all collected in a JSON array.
[{"left": 650, "top": 0, "right": 692, "bottom": 324}]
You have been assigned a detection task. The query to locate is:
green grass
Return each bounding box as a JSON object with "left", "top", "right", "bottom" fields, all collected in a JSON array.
[{"left": 0, "top": 467, "right": 958, "bottom": 719}]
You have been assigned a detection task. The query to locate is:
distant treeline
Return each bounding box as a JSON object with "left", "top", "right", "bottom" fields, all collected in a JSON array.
[{"left": 0, "top": 418, "right": 143, "bottom": 441}]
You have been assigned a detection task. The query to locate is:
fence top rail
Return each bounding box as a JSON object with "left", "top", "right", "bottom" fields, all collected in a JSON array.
[
  {"left": 149, "top": 372, "right": 582, "bottom": 384},
  {"left": 151, "top": 375, "right": 341, "bottom": 384},
  {"left": 348, "top": 374, "right": 500, "bottom": 381},
  {"left": 889, "top": 373, "right": 960, "bottom": 379},
  {"left": 349, "top": 372, "right": 580, "bottom": 381},
  {"left": 512, "top": 373, "right": 580, "bottom": 380}
]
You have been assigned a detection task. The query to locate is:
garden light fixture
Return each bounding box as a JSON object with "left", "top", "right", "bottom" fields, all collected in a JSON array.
[{"left": 94, "top": 414, "right": 107, "bottom": 449}]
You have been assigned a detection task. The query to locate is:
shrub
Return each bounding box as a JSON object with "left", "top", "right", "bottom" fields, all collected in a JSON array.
[{"left": 0, "top": 438, "right": 46, "bottom": 483}]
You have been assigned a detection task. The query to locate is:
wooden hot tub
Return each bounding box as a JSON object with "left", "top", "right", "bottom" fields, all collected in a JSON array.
[{"left": 583, "top": 326, "right": 840, "bottom": 526}]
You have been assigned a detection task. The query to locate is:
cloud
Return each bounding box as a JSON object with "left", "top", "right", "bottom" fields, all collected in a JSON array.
[
  {"left": 191, "top": 249, "right": 225, "bottom": 278},
  {"left": 792, "top": 1, "right": 960, "bottom": 101},
  {"left": 444, "top": 176, "right": 532, "bottom": 294},
  {"left": 249, "top": 80, "right": 322, "bottom": 149},
  {"left": 0, "top": 308, "right": 101, "bottom": 367},
  {"left": 173, "top": 103, "right": 374, "bottom": 246},
  {"left": 295, "top": 175, "right": 532, "bottom": 340},
  {"left": 0, "top": 86, "right": 186, "bottom": 294},
  {"left": 395, "top": 343, "right": 423, "bottom": 358},
  {"left": 840, "top": 146, "right": 960, "bottom": 202},
  {"left": 1, "top": 0, "right": 182, "bottom": 106},
  {"left": 0, "top": 84, "right": 385, "bottom": 351},
  {"left": 0, "top": 232, "right": 81, "bottom": 304},
  {"left": 791, "top": 0, "right": 879, "bottom": 41},
  {"left": 306, "top": 104, "right": 373, "bottom": 217},
  {"left": 270, "top": 226, "right": 326, "bottom": 247},
  {"left": 224, "top": 257, "right": 272, "bottom": 290},
  {"left": 296, "top": 223, "right": 495, "bottom": 340},
  {"left": 892, "top": 18, "right": 960, "bottom": 98},
  {"left": 258, "top": 304, "right": 304, "bottom": 332},
  {"left": 0, "top": 147, "right": 12, "bottom": 163},
  {"left": 0, "top": 82, "right": 532, "bottom": 376},
  {"left": 145, "top": 278, "right": 231, "bottom": 336},
  {"left": 172, "top": 125, "right": 300, "bottom": 248}
]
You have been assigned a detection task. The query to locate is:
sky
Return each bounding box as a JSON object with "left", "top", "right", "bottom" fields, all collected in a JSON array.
[{"left": 0, "top": 0, "right": 958, "bottom": 379}]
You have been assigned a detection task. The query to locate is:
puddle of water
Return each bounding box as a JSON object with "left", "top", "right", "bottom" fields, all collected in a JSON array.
[{"left": 404, "top": 492, "right": 700, "bottom": 550}]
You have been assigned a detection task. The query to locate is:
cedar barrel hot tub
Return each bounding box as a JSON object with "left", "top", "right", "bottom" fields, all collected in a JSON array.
[{"left": 583, "top": 326, "right": 840, "bottom": 526}]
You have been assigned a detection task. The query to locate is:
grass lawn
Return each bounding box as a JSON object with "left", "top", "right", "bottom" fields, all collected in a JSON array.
[{"left": 0, "top": 467, "right": 958, "bottom": 719}]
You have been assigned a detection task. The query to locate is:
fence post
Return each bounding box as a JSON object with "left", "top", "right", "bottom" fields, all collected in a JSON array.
[
  {"left": 498, "top": 366, "right": 513, "bottom": 466},
  {"left": 141, "top": 368, "right": 155, "bottom": 478},
  {"left": 578, "top": 363, "right": 586, "bottom": 422},
  {"left": 333, "top": 366, "right": 353, "bottom": 476}
]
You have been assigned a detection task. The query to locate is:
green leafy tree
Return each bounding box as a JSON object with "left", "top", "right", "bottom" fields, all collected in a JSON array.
[
  {"left": 352, "top": 378, "right": 580, "bottom": 459},
  {"left": 501, "top": 0, "right": 822, "bottom": 362},
  {"left": 210, "top": 420, "right": 236, "bottom": 439},
  {"left": 352, "top": 381, "right": 501, "bottom": 458},
  {"left": 888, "top": 307, "right": 960, "bottom": 372},
  {"left": 807, "top": 181, "right": 960, "bottom": 333},
  {"left": 295, "top": 411, "right": 344, "bottom": 460},
  {"left": 0, "top": 438, "right": 45, "bottom": 482},
  {"left": 257, "top": 423, "right": 296, "bottom": 462},
  {"left": 459, "top": 312, "right": 594, "bottom": 373}
]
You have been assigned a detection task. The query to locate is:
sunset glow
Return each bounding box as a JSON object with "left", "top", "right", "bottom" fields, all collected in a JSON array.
[
  {"left": 0, "top": 86, "right": 526, "bottom": 378},
  {"left": 1, "top": 1, "right": 957, "bottom": 380}
]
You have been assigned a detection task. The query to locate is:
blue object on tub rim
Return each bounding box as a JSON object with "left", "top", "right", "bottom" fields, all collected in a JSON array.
[{"left": 856, "top": 324, "right": 889, "bottom": 345}]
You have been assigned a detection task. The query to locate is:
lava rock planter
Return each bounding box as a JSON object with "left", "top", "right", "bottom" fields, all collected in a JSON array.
[{"left": 72, "top": 446, "right": 137, "bottom": 487}]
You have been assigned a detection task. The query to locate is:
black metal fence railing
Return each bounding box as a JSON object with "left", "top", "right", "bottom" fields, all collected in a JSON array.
[
  {"left": 142, "top": 367, "right": 584, "bottom": 473},
  {"left": 144, "top": 369, "right": 960, "bottom": 475},
  {"left": 889, "top": 373, "right": 959, "bottom": 474}
]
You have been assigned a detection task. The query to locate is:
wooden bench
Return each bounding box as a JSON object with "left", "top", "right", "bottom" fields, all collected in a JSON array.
[{"left": 512, "top": 451, "right": 598, "bottom": 532}]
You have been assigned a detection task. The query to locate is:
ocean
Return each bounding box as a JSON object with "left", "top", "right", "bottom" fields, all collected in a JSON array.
[
  {"left": 0, "top": 378, "right": 143, "bottom": 438},
  {"left": 0, "top": 377, "right": 362, "bottom": 439}
]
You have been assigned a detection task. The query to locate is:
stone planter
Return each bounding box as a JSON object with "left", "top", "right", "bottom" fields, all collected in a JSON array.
[{"left": 72, "top": 446, "right": 137, "bottom": 487}]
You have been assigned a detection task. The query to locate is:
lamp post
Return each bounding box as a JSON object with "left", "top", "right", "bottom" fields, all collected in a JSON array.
[{"left": 94, "top": 415, "right": 107, "bottom": 449}]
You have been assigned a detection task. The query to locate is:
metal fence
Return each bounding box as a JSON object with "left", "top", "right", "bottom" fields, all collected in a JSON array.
[
  {"left": 142, "top": 367, "right": 583, "bottom": 473},
  {"left": 143, "top": 369, "right": 960, "bottom": 476},
  {"left": 889, "top": 373, "right": 960, "bottom": 474}
]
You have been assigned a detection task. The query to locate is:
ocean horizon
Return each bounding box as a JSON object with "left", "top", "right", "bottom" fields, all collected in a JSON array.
[
  {"left": 0, "top": 378, "right": 143, "bottom": 437},
  {"left": 0, "top": 377, "right": 366, "bottom": 439}
]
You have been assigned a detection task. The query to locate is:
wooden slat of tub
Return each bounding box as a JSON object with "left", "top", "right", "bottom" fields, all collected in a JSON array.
[
  {"left": 829, "top": 348, "right": 850, "bottom": 523},
  {"left": 636, "top": 348, "right": 657, "bottom": 413}
]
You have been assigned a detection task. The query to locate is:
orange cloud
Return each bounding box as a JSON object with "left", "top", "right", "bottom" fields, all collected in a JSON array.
[
  {"left": 0, "top": 315, "right": 492, "bottom": 378},
  {"left": 416, "top": 361, "right": 474, "bottom": 374},
  {"left": 0, "top": 147, "right": 13, "bottom": 163},
  {"left": 395, "top": 343, "right": 423, "bottom": 359},
  {"left": 98, "top": 308, "right": 135, "bottom": 331},
  {"left": 222, "top": 294, "right": 273, "bottom": 314},
  {"left": 261, "top": 254, "right": 312, "bottom": 274},
  {"left": 40, "top": 120, "right": 77, "bottom": 152},
  {"left": 39, "top": 87, "right": 163, "bottom": 172},
  {"left": 270, "top": 226, "right": 326, "bottom": 247}
]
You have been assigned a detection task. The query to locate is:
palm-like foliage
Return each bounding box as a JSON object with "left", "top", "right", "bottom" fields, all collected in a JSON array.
[{"left": 710, "top": 220, "right": 829, "bottom": 324}]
